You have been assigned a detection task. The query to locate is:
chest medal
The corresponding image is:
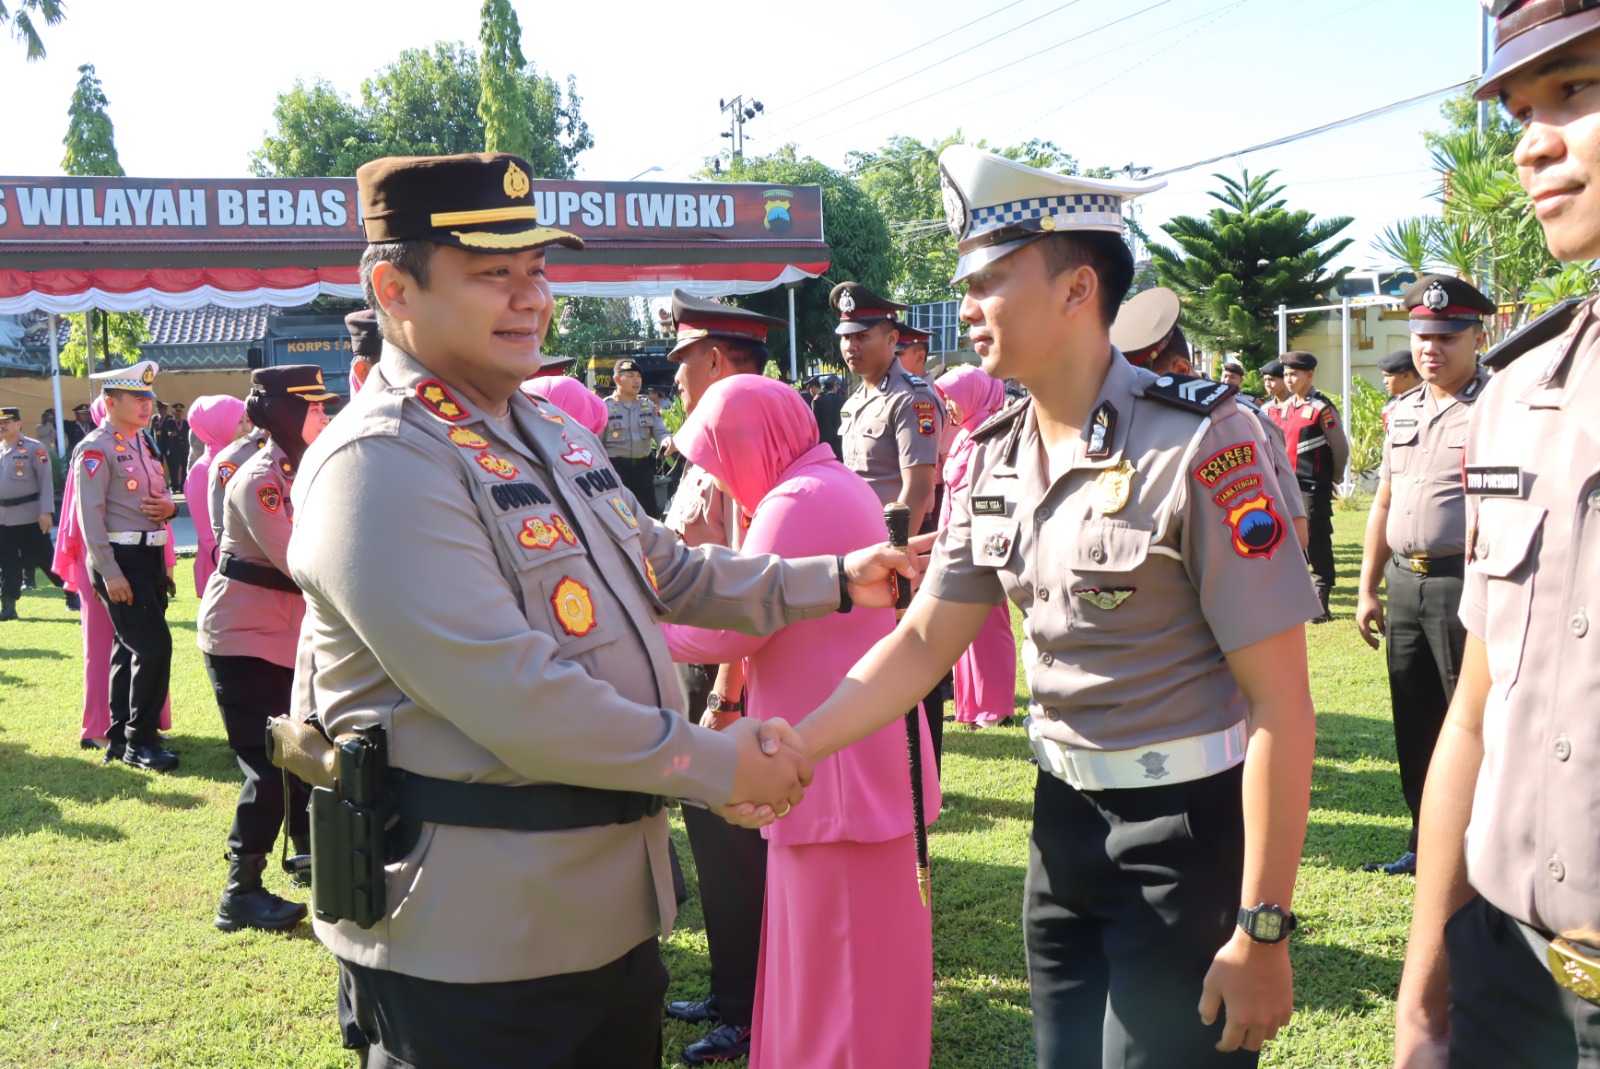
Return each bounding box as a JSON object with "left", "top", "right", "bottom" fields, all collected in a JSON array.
[{"left": 1093, "top": 461, "right": 1135, "bottom": 515}]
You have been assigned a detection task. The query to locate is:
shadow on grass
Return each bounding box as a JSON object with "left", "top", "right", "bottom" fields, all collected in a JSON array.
[
  {"left": 943, "top": 726, "right": 1033, "bottom": 765},
  {"left": 1315, "top": 711, "right": 1398, "bottom": 764},
  {"left": 1304, "top": 816, "right": 1414, "bottom": 875},
  {"left": 1291, "top": 939, "right": 1402, "bottom": 1015},
  {"left": 935, "top": 791, "right": 1033, "bottom": 834},
  {"left": 0, "top": 739, "right": 206, "bottom": 841}
]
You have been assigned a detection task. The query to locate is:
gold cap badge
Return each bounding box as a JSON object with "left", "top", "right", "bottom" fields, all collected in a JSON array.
[{"left": 504, "top": 160, "right": 530, "bottom": 199}]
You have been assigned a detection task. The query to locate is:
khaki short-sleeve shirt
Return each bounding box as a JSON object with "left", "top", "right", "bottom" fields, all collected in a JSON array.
[
  {"left": 1379, "top": 368, "right": 1489, "bottom": 557},
  {"left": 839, "top": 357, "right": 941, "bottom": 508},
  {"left": 0, "top": 435, "right": 53, "bottom": 524}
]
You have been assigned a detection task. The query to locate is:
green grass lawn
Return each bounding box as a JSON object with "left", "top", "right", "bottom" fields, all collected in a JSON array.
[{"left": 0, "top": 505, "right": 1413, "bottom": 1068}]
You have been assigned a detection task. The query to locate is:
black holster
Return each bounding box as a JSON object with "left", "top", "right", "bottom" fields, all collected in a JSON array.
[{"left": 309, "top": 725, "right": 389, "bottom": 930}]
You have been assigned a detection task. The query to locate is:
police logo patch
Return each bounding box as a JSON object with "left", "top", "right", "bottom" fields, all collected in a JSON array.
[
  {"left": 125, "top": 477, "right": 139, "bottom": 492},
  {"left": 1212, "top": 474, "right": 1263, "bottom": 507},
  {"left": 1320, "top": 408, "right": 1337, "bottom": 429},
  {"left": 1086, "top": 402, "right": 1116, "bottom": 459},
  {"left": 838, "top": 291, "right": 856, "bottom": 315},
  {"left": 217, "top": 461, "right": 238, "bottom": 485},
  {"left": 1224, "top": 492, "right": 1285, "bottom": 559},
  {"left": 416, "top": 380, "right": 468, "bottom": 422},
  {"left": 1422, "top": 280, "right": 1450, "bottom": 312},
  {"left": 1137, "top": 751, "right": 1171, "bottom": 780},
  {"left": 257, "top": 485, "right": 282, "bottom": 513},
  {"left": 517, "top": 514, "right": 578, "bottom": 552},
  {"left": 913, "top": 400, "right": 938, "bottom": 437},
  {"left": 1073, "top": 587, "right": 1134, "bottom": 611},
  {"left": 474, "top": 452, "right": 520, "bottom": 480},
  {"left": 561, "top": 441, "right": 595, "bottom": 467},
  {"left": 448, "top": 427, "right": 490, "bottom": 450},
  {"left": 971, "top": 495, "right": 1006, "bottom": 516},
  {"left": 1193, "top": 443, "right": 1257, "bottom": 488},
  {"left": 34, "top": 450, "right": 46, "bottom": 462},
  {"left": 982, "top": 531, "right": 1013, "bottom": 560},
  {"left": 611, "top": 496, "right": 639, "bottom": 528},
  {"left": 551, "top": 577, "right": 597, "bottom": 637},
  {"left": 82, "top": 451, "right": 104, "bottom": 478},
  {"left": 1463, "top": 465, "right": 1524, "bottom": 497}
]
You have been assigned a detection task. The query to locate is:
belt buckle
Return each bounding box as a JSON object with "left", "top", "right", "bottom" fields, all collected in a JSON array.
[
  {"left": 1548, "top": 939, "right": 1600, "bottom": 1005},
  {"left": 1408, "top": 557, "right": 1429, "bottom": 575}
]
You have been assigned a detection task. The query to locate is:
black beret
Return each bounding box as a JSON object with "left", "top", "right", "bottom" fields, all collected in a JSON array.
[
  {"left": 1377, "top": 349, "right": 1417, "bottom": 374},
  {"left": 1280, "top": 351, "right": 1317, "bottom": 371},
  {"left": 1261, "top": 359, "right": 1286, "bottom": 377},
  {"left": 615, "top": 359, "right": 640, "bottom": 374},
  {"left": 357, "top": 153, "right": 585, "bottom": 254}
]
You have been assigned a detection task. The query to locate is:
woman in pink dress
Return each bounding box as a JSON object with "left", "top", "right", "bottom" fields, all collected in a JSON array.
[
  {"left": 182, "top": 394, "right": 248, "bottom": 596},
  {"left": 935, "top": 365, "right": 1018, "bottom": 729},
  {"left": 662, "top": 375, "right": 939, "bottom": 1069},
  {"left": 54, "top": 397, "right": 175, "bottom": 747}
]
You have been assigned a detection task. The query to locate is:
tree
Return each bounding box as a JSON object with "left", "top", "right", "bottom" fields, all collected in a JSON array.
[
  {"left": 478, "top": 0, "right": 534, "bottom": 159},
  {"left": 2, "top": 0, "right": 63, "bottom": 61},
  {"left": 707, "top": 146, "right": 894, "bottom": 372},
  {"left": 543, "top": 297, "right": 646, "bottom": 377},
  {"left": 252, "top": 42, "right": 592, "bottom": 178},
  {"left": 1150, "top": 169, "right": 1353, "bottom": 367},
  {"left": 58, "top": 312, "right": 147, "bottom": 377}
]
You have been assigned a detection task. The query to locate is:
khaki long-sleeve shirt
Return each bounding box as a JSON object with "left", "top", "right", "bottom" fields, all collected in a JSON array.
[
  {"left": 72, "top": 423, "right": 167, "bottom": 583},
  {"left": 0, "top": 435, "right": 53, "bottom": 525}
]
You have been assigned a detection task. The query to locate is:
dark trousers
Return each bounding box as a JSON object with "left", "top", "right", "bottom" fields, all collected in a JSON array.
[
  {"left": 338, "top": 940, "right": 667, "bottom": 1069},
  {"left": 1025, "top": 764, "right": 1254, "bottom": 1069},
  {"left": 0, "top": 521, "right": 62, "bottom": 601},
  {"left": 89, "top": 545, "right": 170, "bottom": 748},
  {"left": 675, "top": 661, "right": 767, "bottom": 1028},
  {"left": 609, "top": 456, "right": 662, "bottom": 520},
  {"left": 1303, "top": 491, "right": 1335, "bottom": 613},
  {"left": 203, "top": 653, "right": 308, "bottom": 855},
  {"left": 1384, "top": 558, "right": 1466, "bottom": 853},
  {"left": 1446, "top": 896, "right": 1600, "bottom": 1068},
  {"left": 165, "top": 445, "right": 189, "bottom": 492}
]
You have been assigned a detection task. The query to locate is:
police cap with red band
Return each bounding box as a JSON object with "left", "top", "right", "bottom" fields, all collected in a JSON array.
[
  {"left": 1403, "top": 274, "right": 1496, "bottom": 336},
  {"left": 666, "top": 289, "right": 788, "bottom": 359},
  {"left": 830, "top": 281, "right": 909, "bottom": 336},
  {"left": 1477, "top": 0, "right": 1600, "bottom": 101}
]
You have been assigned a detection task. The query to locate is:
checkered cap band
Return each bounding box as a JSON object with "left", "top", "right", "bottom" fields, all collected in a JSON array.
[{"left": 970, "top": 193, "right": 1122, "bottom": 236}]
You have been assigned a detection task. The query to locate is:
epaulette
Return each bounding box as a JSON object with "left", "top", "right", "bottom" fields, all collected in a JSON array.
[
  {"left": 1142, "top": 373, "right": 1237, "bottom": 415},
  {"left": 1393, "top": 381, "right": 1426, "bottom": 405},
  {"left": 902, "top": 372, "right": 929, "bottom": 388},
  {"left": 1483, "top": 297, "right": 1587, "bottom": 370},
  {"left": 971, "top": 396, "right": 1027, "bottom": 444}
]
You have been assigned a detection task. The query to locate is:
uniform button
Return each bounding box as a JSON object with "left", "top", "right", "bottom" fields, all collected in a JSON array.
[
  {"left": 1038, "top": 587, "right": 1049, "bottom": 601},
  {"left": 1573, "top": 610, "right": 1590, "bottom": 638},
  {"left": 1549, "top": 856, "right": 1567, "bottom": 882},
  {"left": 1041, "top": 653, "right": 1054, "bottom": 666},
  {"left": 1089, "top": 546, "right": 1105, "bottom": 564},
  {"left": 1037, "top": 506, "right": 1052, "bottom": 521},
  {"left": 1554, "top": 735, "right": 1572, "bottom": 761}
]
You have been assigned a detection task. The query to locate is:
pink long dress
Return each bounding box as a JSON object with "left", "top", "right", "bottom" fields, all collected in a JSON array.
[
  {"left": 181, "top": 395, "right": 246, "bottom": 596},
  {"left": 935, "top": 366, "right": 1018, "bottom": 727},
  {"left": 662, "top": 376, "right": 939, "bottom": 1069},
  {"left": 53, "top": 397, "right": 174, "bottom": 741}
]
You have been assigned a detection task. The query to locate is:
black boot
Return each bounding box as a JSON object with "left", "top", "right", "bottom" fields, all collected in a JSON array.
[
  {"left": 214, "top": 852, "right": 307, "bottom": 932},
  {"left": 64, "top": 591, "right": 80, "bottom": 612},
  {"left": 0, "top": 599, "right": 16, "bottom": 622}
]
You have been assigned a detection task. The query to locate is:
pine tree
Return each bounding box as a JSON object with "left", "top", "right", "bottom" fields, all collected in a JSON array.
[{"left": 478, "top": 0, "right": 535, "bottom": 161}]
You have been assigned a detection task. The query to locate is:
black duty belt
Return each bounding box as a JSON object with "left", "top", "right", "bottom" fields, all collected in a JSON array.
[
  {"left": 218, "top": 551, "right": 301, "bottom": 594},
  {"left": 1391, "top": 553, "right": 1465, "bottom": 578},
  {"left": 389, "top": 768, "right": 665, "bottom": 833},
  {"left": 0, "top": 493, "right": 39, "bottom": 508}
]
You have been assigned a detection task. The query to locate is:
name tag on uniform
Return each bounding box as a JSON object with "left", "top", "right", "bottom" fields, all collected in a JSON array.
[
  {"left": 1463, "top": 465, "right": 1524, "bottom": 497},
  {"left": 972, "top": 495, "right": 1006, "bottom": 516},
  {"left": 1392, "top": 418, "right": 1419, "bottom": 430}
]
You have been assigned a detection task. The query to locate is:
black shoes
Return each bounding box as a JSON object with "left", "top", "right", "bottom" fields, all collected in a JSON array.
[
  {"left": 1363, "top": 851, "right": 1417, "bottom": 876},
  {"left": 122, "top": 743, "right": 179, "bottom": 772},
  {"left": 666, "top": 997, "right": 721, "bottom": 1025},
  {"left": 64, "top": 591, "right": 80, "bottom": 611},
  {"left": 0, "top": 600, "right": 15, "bottom": 622},
  {"left": 215, "top": 852, "right": 307, "bottom": 932},
  {"left": 682, "top": 1024, "right": 751, "bottom": 1066}
]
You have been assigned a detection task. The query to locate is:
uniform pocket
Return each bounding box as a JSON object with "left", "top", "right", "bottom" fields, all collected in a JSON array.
[
  {"left": 1066, "top": 523, "right": 1164, "bottom": 634},
  {"left": 1470, "top": 498, "right": 1545, "bottom": 696}
]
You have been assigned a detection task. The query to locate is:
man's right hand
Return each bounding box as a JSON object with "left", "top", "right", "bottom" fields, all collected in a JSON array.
[
  {"left": 104, "top": 576, "right": 133, "bottom": 604},
  {"left": 722, "top": 716, "right": 810, "bottom": 815},
  {"left": 1355, "top": 589, "right": 1386, "bottom": 650}
]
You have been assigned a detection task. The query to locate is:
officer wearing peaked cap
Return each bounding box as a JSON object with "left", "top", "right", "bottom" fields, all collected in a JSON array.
[
  {"left": 344, "top": 309, "right": 382, "bottom": 395},
  {"left": 604, "top": 357, "right": 670, "bottom": 519},
  {"left": 1394, "top": 7, "right": 1600, "bottom": 1066},
  {"left": 286, "top": 152, "right": 910, "bottom": 1066},
  {"left": 768, "top": 145, "right": 1321, "bottom": 1068},
  {"left": 74, "top": 359, "right": 181, "bottom": 772},
  {"left": 1355, "top": 274, "right": 1495, "bottom": 881}
]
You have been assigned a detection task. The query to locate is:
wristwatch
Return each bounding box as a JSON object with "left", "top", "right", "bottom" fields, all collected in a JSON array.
[
  {"left": 1237, "top": 903, "right": 1298, "bottom": 944},
  {"left": 706, "top": 692, "right": 744, "bottom": 716}
]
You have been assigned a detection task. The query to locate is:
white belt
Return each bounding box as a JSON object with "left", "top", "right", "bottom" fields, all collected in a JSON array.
[
  {"left": 107, "top": 530, "right": 168, "bottom": 546},
  {"left": 1025, "top": 713, "right": 1247, "bottom": 791}
]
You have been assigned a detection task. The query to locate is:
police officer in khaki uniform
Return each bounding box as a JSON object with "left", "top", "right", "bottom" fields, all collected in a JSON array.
[
  {"left": 208, "top": 425, "right": 270, "bottom": 552},
  {"left": 764, "top": 145, "right": 1322, "bottom": 1068},
  {"left": 0, "top": 406, "right": 66, "bottom": 620},
  {"left": 288, "top": 152, "right": 908, "bottom": 1068},
  {"left": 1267, "top": 351, "right": 1349, "bottom": 621},
  {"left": 73, "top": 360, "right": 180, "bottom": 772},
  {"left": 660, "top": 288, "right": 787, "bottom": 1065},
  {"left": 604, "top": 358, "right": 670, "bottom": 519},
  {"left": 1379, "top": 348, "right": 1423, "bottom": 401},
  {"left": 1354, "top": 275, "right": 1494, "bottom": 879},
  {"left": 345, "top": 308, "right": 382, "bottom": 394},
  {"left": 1395, "top": 7, "right": 1600, "bottom": 1063}
]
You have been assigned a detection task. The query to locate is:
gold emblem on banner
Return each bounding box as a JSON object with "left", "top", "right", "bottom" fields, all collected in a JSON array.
[
  {"left": 1093, "top": 461, "right": 1134, "bottom": 515},
  {"left": 504, "top": 160, "right": 530, "bottom": 199}
]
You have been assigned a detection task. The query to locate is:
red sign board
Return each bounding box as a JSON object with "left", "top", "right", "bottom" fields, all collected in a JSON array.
[{"left": 0, "top": 176, "right": 823, "bottom": 245}]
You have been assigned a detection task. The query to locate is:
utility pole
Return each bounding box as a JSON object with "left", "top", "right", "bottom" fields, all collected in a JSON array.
[
  {"left": 1478, "top": 8, "right": 1490, "bottom": 134},
  {"left": 1121, "top": 163, "right": 1152, "bottom": 263},
  {"left": 719, "top": 95, "right": 763, "bottom": 166}
]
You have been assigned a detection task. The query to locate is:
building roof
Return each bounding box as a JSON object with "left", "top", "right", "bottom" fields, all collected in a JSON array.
[{"left": 145, "top": 305, "right": 268, "bottom": 347}]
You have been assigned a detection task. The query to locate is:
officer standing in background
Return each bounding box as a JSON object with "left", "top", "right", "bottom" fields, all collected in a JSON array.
[
  {"left": 1395, "top": 6, "right": 1600, "bottom": 1062},
  {"left": 345, "top": 308, "right": 383, "bottom": 394},
  {"left": 604, "top": 358, "right": 670, "bottom": 519},
  {"left": 289, "top": 152, "right": 908, "bottom": 1068},
  {"left": 1220, "top": 359, "right": 1248, "bottom": 391},
  {"left": 812, "top": 375, "right": 845, "bottom": 461},
  {"left": 765, "top": 145, "right": 1321, "bottom": 1068},
  {"left": 1379, "top": 349, "right": 1423, "bottom": 400},
  {"left": 894, "top": 321, "right": 953, "bottom": 534},
  {"left": 661, "top": 289, "right": 788, "bottom": 1066},
  {"left": 1354, "top": 275, "right": 1494, "bottom": 879},
  {"left": 0, "top": 406, "right": 68, "bottom": 620},
  {"left": 73, "top": 361, "right": 179, "bottom": 772},
  {"left": 1268, "top": 351, "right": 1348, "bottom": 622},
  {"left": 1260, "top": 359, "right": 1289, "bottom": 410},
  {"left": 207, "top": 420, "right": 269, "bottom": 552}
]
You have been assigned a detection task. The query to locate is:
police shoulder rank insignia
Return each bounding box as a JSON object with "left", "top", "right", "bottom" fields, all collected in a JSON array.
[
  {"left": 217, "top": 461, "right": 238, "bottom": 485},
  {"left": 1145, "top": 373, "right": 1236, "bottom": 414},
  {"left": 1086, "top": 401, "right": 1116, "bottom": 459},
  {"left": 416, "top": 380, "right": 468, "bottom": 422},
  {"left": 561, "top": 441, "right": 595, "bottom": 467},
  {"left": 474, "top": 452, "right": 520, "bottom": 480},
  {"left": 83, "top": 450, "right": 104, "bottom": 477},
  {"left": 1463, "top": 465, "right": 1524, "bottom": 497},
  {"left": 1224, "top": 492, "right": 1285, "bottom": 559},
  {"left": 113, "top": 432, "right": 125, "bottom": 442},
  {"left": 551, "top": 576, "right": 596, "bottom": 637},
  {"left": 903, "top": 372, "right": 928, "bottom": 388},
  {"left": 913, "top": 400, "right": 938, "bottom": 437},
  {"left": 1192, "top": 443, "right": 1257, "bottom": 488},
  {"left": 258, "top": 485, "right": 282, "bottom": 513},
  {"left": 115, "top": 444, "right": 127, "bottom": 453},
  {"left": 1073, "top": 586, "right": 1134, "bottom": 611},
  {"left": 1093, "top": 461, "right": 1135, "bottom": 515},
  {"left": 518, "top": 513, "right": 579, "bottom": 552},
  {"left": 611, "top": 496, "right": 639, "bottom": 528},
  {"left": 448, "top": 427, "right": 490, "bottom": 450}
]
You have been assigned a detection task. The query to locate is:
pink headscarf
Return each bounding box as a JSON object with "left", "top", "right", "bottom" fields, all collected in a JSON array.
[
  {"left": 525, "top": 377, "right": 607, "bottom": 437},
  {"left": 186, "top": 394, "right": 246, "bottom": 466},
  {"left": 936, "top": 365, "right": 1006, "bottom": 430},
  {"left": 90, "top": 396, "right": 107, "bottom": 427},
  {"left": 674, "top": 376, "right": 828, "bottom": 512}
]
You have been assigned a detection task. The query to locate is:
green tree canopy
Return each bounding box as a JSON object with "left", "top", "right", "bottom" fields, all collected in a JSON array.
[
  {"left": 478, "top": 0, "right": 533, "bottom": 159},
  {"left": 1150, "top": 169, "right": 1352, "bottom": 367},
  {"left": 707, "top": 146, "right": 893, "bottom": 373},
  {"left": 252, "top": 41, "right": 592, "bottom": 178},
  {"left": 2, "top": 0, "right": 63, "bottom": 61}
]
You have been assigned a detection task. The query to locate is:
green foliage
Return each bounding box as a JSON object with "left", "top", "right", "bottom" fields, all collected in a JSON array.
[
  {"left": 1345, "top": 377, "right": 1388, "bottom": 478},
  {"left": 1150, "top": 170, "right": 1353, "bottom": 368},
  {"left": 478, "top": 0, "right": 532, "bottom": 159},
  {"left": 544, "top": 296, "right": 647, "bottom": 376},
  {"left": 61, "top": 64, "right": 125, "bottom": 178},
  {"left": 58, "top": 310, "right": 147, "bottom": 377},
  {"left": 708, "top": 146, "right": 894, "bottom": 371},
  {"left": 0, "top": 0, "right": 63, "bottom": 61},
  {"left": 251, "top": 42, "right": 592, "bottom": 178}
]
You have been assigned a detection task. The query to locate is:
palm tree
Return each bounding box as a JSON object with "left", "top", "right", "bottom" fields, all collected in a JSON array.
[{"left": 1, "top": 0, "right": 64, "bottom": 61}]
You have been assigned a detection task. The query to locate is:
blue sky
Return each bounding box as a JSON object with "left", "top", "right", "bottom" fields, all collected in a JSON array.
[{"left": 0, "top": 0, "right": 1484, "bottom": 273}]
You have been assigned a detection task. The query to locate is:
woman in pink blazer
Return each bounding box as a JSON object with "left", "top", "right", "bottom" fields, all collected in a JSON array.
[
  {"left": 663, "top": 375, "right": 938, "bottom": 1069},
  {"left": 182, "top": 394, "right": 248, "bottom": 596}
]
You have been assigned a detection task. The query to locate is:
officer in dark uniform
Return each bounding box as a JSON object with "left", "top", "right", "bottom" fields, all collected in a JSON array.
[
  {"left": 1266, "top": 351, "right": 1348, "bottom": 621},
  {"left": 812, "top": 375, "right": 845, "bottom": 461},
  {"left": 1379, "top": 348, "right": 1422, "bottom": 401},
  {"left": 345, "top": 309, "right": 383, "bottom": 394}
]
